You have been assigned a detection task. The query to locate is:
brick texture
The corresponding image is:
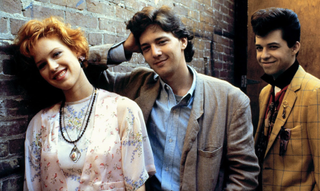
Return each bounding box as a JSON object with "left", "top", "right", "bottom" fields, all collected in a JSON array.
[{"left": 0, "top": 0, "right": 239, "bottom": 189}]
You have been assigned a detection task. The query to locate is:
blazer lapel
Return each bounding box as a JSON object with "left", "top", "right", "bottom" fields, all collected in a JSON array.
[
  {"left": 181, "top": 72, "right": 203, "bottom": 162},
  {"left": 264, "top": 66, "right": 305, "bottom": 157},
  {"left": 134, "top": 79, "right": 160, "bottom": 123},
  {"left": 255, "top": 85, "right": 271, "bottom": 143}
]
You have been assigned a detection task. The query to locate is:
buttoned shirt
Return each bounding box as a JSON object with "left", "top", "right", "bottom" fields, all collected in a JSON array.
[
  {"left": 147, "top": 67, "right": 196, "bottom": 191},
  {"left": 109, "top": 45, "right": 197, "bottom": 190}
]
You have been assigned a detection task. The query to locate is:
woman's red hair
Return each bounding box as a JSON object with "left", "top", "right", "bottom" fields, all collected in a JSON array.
[{"left": 14, "top": 16, "right": 89, "bottom": 62}]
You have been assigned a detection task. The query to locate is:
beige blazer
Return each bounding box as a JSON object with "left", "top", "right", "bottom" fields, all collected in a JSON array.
[{"left": 88, "top": 44, "right": 259, "bottom": 190}]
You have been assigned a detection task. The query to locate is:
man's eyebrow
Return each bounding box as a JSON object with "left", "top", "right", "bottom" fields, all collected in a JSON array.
[
  {"left": 255, "top": 42, "right": 280, "bottom": 46},
  {"left": 267, "top": 42, "right": 280, "bottom": 45},
  {"left": 140, "top": 36, "right": 169, "bottom": 47},
  {"left": 140, "top": 42, "right": 149, "bottom": 48}
]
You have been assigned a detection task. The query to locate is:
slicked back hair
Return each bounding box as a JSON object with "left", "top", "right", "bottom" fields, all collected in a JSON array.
[{"left": 251, "top": 7, "right": 300, "bottom": 48}]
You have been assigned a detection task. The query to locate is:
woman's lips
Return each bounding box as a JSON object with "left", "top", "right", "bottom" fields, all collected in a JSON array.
[{"left": 53, "top": 69, "right": 67, "bottom": 80}]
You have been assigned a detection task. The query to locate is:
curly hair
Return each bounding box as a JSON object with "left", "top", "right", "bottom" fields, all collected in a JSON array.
[
  {"left": 126, "top": 5, "right": 195, "bottom": 62},
  {"left": 13, "top": 16, "right": 89, "bottom": 109},
  {"left": 14, "top": 16, "right": 89, "bottom": 64}
]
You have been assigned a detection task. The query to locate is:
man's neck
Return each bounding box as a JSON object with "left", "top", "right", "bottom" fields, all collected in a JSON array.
[{"left": 162, "top": 65, "right": 193, "bottom": 96}]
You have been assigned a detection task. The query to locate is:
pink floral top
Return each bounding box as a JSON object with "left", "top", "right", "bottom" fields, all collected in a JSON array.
[{"left": 24, "top": 89, "right": 155, "bottom": 191}]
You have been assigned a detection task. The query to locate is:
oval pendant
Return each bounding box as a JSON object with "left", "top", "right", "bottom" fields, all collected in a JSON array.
[{"left": 69, "top": 145, "right": 81, "bottom": 162}]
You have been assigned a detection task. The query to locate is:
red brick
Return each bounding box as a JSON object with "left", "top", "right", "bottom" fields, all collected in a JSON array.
[
  {"left": 103, "top": 34, "right": 117, "bottom": 44},
  {"left": 23, "top": 5, "right": 64, "bottom": 19},
  {"left": 174, "top": 4, "right": 189, "bottom": 17},
  {"left": 65, "top": 12, "right": 97, "bottom": 29},
  {"left": 2, "top": 176, "right": 24, "bottom": 191},
  {"left": 0, "top": 18, "right": 7, "bottom": 33},
  {"left": 0, "top": 142, "right": 8, "bottom": 157},
  {"left": 0, "top": 119, "right": 28, "bottom": 137},
  {"left": 88, "top": 33, "right": 103, "bottom": 46},
  {"left": 87, "top": 0, "right": 115, "bottom": 15},
  {"left": 115, "top": 7, "right": 135, "bottom": 20},
  {"left": 0, "top": 0, "right": 21, "bottom": 14},
  {"left": 9, "top": 139, "right": 24, "bottom": 154},
  {"left": 50, "top": 0, "right": 85, "bottom": 10},
  {"left": 99, "top": 18, "right": 126, "bottom": 35},
  {"left": 10, "top": 19, "right": 26, "bottom": 35},
  {"left": 225, "top": 0, "right": 234, "bottom": 10}
]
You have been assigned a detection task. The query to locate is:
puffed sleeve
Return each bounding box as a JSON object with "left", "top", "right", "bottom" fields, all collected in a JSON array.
[
  {"left": 117, "top": 97, "right": 156, "bottom": 191},
  {"left": 24, "top": 111, "right": 43, "bottom": 191}
]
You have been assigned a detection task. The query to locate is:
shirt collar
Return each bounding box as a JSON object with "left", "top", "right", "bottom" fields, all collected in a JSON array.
[
  {"left": 261, "top": 59, "right": 299, "bottom": 89},
  {"left": 156, "top": 65, "right": 197, "bottom": 100}
]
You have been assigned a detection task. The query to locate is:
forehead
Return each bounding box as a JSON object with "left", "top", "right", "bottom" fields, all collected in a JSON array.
[
  {"left": 255, "top": 29, "right": 286, "bottom": 45},
  {"left": 31, "top": 37, "right": 69, "bottom": 61},
  {"left": 139, "top": 24, "right": 177, "bottom": 44}
]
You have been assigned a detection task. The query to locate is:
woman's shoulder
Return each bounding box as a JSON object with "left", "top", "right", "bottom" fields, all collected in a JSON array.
[
  {"left": 97, "top": 89, "right": 140, "bottom": 112},
  {"left": 26, "top": 102, "right": 60, "bottom": 137}
]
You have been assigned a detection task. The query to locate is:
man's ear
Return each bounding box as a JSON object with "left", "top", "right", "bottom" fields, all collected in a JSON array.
[
  {"left": 180, "top": 37, "right": 188, "bottom": 50},
  {"left": 292, "top": 41, "right": 300, "bottom": 55}
]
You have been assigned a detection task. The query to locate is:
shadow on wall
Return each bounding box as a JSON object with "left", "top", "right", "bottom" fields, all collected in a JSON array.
[{"left": 0, "top": 43, "right": 64, "bottom": 112}]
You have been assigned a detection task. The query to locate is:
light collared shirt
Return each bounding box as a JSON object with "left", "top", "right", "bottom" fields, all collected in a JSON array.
[
  {"left": 109, "top": 45, "right": 197, "bottom": 190},
  {"left": 147, "top": 66, "right": 196, "bottom": 191}
]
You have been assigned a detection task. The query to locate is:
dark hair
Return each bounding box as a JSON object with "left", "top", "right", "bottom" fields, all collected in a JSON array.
[
  {"left": 126, "top": 5, "right": 195, "bottom": 62},
  {"left": 251, "top": 7, "right": 300, "bottom": 48}
]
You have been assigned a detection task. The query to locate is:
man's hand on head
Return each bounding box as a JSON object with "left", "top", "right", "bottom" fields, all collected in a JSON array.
[{"left": 123, "top": 33, "right": 140, "bottom": 55}]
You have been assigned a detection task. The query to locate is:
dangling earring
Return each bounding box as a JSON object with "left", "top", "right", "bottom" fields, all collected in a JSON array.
[{"left": 79, "top": 56, "right": 85, "bottom": 68}]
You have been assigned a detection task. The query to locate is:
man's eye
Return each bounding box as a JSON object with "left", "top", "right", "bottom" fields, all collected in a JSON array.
[
  {"left": 141, "top": 47, "right": 150, "bottom": 52},
  {"left": 256, "top": 47, "right": 262, "bottom": 51},
  {"left": 270, "top": 46, "right": 278, "bottom": 49}
]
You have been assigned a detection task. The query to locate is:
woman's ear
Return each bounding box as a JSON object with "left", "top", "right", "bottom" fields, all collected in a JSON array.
[{"left": 78, "top": 55, "right": 85, "bottom": 68}]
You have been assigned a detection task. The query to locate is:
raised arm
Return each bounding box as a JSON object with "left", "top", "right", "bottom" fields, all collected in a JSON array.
[{"left": 88, "top": 33, "right": 140, "bottom": 66}]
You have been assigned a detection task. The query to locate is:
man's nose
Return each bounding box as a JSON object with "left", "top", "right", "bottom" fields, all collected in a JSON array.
[
  {"left": 151, "top": 45, "right": 161, "bottom": 57},
  {"left": 261, "top": 48, "right": 270, "bottom": 59}
]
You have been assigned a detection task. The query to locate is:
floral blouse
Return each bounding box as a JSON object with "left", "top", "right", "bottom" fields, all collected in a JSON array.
[{"left": 24, "top": 89, "right": 155, "bottom": 191}]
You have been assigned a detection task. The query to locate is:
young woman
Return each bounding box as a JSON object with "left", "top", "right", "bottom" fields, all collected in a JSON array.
[{"left": 15, "top": 17, "right": 155, "bottom": 191}]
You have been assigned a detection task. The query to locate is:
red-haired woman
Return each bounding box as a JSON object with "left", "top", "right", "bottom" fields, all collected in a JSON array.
[{"left": 15, "top": 17, "right": 155, "bottom": 191}]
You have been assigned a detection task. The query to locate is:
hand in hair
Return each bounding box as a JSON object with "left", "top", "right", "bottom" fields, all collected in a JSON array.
[{"left": 123, "top": 33, "right": 140, "bottom": 54}]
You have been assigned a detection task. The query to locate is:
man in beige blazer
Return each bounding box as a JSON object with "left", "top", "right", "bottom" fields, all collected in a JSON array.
[
  {"left": 252, "top": 7, "right": 320, "bottom": 190},
  {"left": 88, "top": 5, "right": 260, "bottom": 191}
]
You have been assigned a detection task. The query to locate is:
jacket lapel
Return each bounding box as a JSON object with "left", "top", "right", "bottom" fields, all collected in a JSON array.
[
  {"left": 255, "top": 85, "right": 271, "bottom": 143},
  {"left": 181, "top": 72, "right": 203, "bottom": 162},
  {"left": 180, "top": 72, "right": 203, "bottom": 189},
  {"left": 264, "top": 66, "right": 305, "bottom": 157},
  {"left": 134, "top": 79, "right": 160, "bottom": 123}
]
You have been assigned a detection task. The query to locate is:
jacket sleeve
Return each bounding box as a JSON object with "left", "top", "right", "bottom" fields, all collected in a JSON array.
[
  {"left": 86, "top": 43, "right": 133, "bottom": 93},
  {"left": 307, "top": 87, "right": 320, "bottom": 190},
  {"left": 224, "top": 95, "right": 260, "bottom": 190}
]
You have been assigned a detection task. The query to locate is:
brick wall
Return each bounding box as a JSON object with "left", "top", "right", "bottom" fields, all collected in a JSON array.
[{"left": 0, "top": 0, "right": 236, "bottom": 190}]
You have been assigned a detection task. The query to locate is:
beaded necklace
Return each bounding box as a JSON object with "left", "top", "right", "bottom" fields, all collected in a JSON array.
[{"left": 59, "top": 87, "right": 97, "bottom": 162}]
